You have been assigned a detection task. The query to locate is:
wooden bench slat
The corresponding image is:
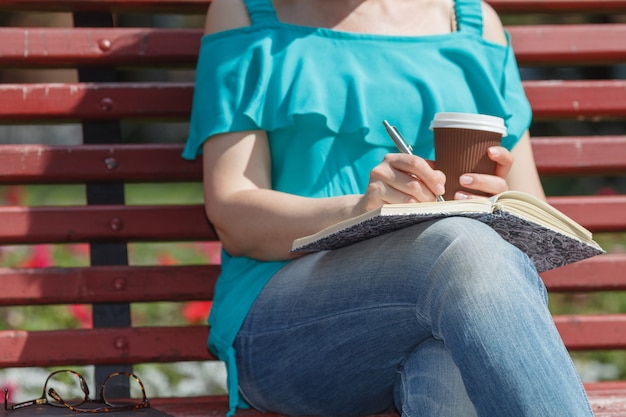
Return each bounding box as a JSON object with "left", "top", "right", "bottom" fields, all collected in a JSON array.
[
  {"left": 489, "top": 0, "right": 626, "bottom": 13},
  {"left": 2, "top": 81, "right": 625, "bottom": 120},
  {"left": 0, "top": 205, "right": 216, "bottom": 244},
  {"left": 1, "top": 137, "right": 624, "bottom": 185},
  {"left": 524, "top": 80, "right": 626, "bottom": 119},
  {"left": 0, "top": 28, "right": 201, "bottom": 68},
  {"left": 0, "top": 0, "right": 210, "bottom": 13},
  {"left": 151, "top": 386, "right": 626, "bottom": 417},
  {"left": 0, "top": 326, "right": 212, "bottom": 368},
  {"left": 509, "top": 24, "right": 626, "bottom": 65},
  {"left": 0, "top": 197, "right": 621, "bottom": 244},
  {"left": 532, "top": 136, "right": 626, "bottom": 175},
  {"left": 585, "top": 383, "right": 626, "bottom": 416},
  {"left": 0, "top": 265, "right": 217, "bottom": 305},
  {"left": 0, "top": 254, "right": 625, "bottom": 307},
  {"left": 146, "top": 385, "right": 626, "bottom": 417},
  {"left": 541, "top": 254, "right": 626, "bottom": 292},
  {"left": 555, "top": 314, "right": 626, "bottom": 350},
  {"left": 0, "top": 313, "right": 624, "bottom": 370},
  {"left": 0, "top": 83, "right": 193, "bottom": 120},
  {"left": 4, "top": 389, "right": 624, "bottom": 417},
  {"left": 2, "top": 26, "right": 626, "bottom": 67},
  {"left": 150, "top": 397, "right": 234, "bottom": 417},
  {"left": 548, "top": 195, "right": 626, "bottom": 233},
  {"left": 0, "top": 254, "right": 624, "bottom": 308},
  {"left": 0, "top": 144, "right": 202, "bottom": 184},
  {"left": 3, "top": 0, "right": 626, "bottom": 14}
]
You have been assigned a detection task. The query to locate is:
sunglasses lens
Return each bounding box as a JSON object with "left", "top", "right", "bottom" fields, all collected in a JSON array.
[
  {"left": 45, "top": 371, "right": 86, "bottom": 407},
  {"left": 102, "top": 374, "right": 146, "bottom": 407}
]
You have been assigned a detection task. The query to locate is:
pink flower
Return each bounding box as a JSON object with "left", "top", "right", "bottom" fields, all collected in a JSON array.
[
  {"left": 157, "top": 252, "right": 177, "bottom": 266},
  {"left": 3, "top": 186, "right": 25, "bottom": 206},
  {"left": 197, "top": 242, "right": 222, "bottom": 264},
  {"left": 1, "top": 382, "right": 18, "bottom": 403},
  {"left": 68, "top": 243, "right": 90, "bottom": 256},
  {"left": 595, "top": 186, "right": 618, "bottom": 196},
  {"left": 69, "top": 305, "right": 92, "bottom": 328},
  {"left": 20, "top": 245, "right": 53, "bottom": 268},
  {"left": 183, "top": 301, "right": 213, "bottom": 324}
]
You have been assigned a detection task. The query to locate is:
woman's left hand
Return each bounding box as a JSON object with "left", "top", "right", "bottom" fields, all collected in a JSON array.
[{"left": 454, "top": 146, "right": 513, "bottom": 199}]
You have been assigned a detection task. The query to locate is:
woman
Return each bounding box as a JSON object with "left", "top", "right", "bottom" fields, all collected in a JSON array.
[{"left": 183, "top": 0, "right": 593, "bottom": 415}]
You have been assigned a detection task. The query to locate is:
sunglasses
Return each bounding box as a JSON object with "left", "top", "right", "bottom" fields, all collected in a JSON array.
[{"left": 4, "top": 370, "right": 149, "bottom": 413}]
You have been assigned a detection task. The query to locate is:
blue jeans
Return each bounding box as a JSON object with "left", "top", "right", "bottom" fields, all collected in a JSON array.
[{"left": 234, "top": 218, "right": 593, "bottom": 416}]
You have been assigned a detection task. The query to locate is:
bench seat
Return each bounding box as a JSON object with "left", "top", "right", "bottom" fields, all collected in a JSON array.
[{"left": 1, "top": 0, "right": 626, "bottom": 415}]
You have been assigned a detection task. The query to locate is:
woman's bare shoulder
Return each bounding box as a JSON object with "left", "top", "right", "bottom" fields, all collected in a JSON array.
[
  {"left": 480, "top": 1, "right": 507, "bottom": 46},
  {"left": 204, "top": 0, "right": 251, "bottom": 35}
]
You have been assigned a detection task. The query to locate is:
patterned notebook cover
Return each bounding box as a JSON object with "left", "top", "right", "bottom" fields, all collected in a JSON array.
[{"left": 292, "top": 208, "right": 604, "bottom": 273}]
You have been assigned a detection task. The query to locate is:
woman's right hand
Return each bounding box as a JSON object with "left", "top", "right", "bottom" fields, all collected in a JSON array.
[{"left": 359, "top": 153, "right": 446, "bottom": 213}]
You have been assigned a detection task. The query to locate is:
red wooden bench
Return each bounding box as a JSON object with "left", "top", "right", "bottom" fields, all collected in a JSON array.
[{"left": 1, "top": 0, "right": 626, "bottom": 415}]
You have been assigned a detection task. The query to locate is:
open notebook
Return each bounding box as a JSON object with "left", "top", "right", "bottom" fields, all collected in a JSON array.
[{"left": 292, "top": 191, "right": 605, "bottom": 273}]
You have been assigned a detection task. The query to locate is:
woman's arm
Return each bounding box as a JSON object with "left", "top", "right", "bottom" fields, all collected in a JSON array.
[
  {"left": 201, "top": 0, "right": 351, "bottom": 260},
  {"left": 199, "top": 0, "right": 446, "bottom": 261},
  {"left": 507, "top": 131, "right": 546, "bottom": 199},
  {"left": 481, "top": 1, "right": 507, "bottom": 46},
  {"left": 204, "top": 0, "right": 250, "bottom": 33},
  {"left": 203, "top": 128, "right": 446, "bottom": 261},
  {"left": 199, "top": 0, "right": 360, "bottom": 260},
  {"left": 202, "top": 130, "right": 362, "bottom": 261}
]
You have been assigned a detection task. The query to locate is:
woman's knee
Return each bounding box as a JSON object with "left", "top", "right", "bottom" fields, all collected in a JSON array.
[
  {"left": 422, "top": 217, "right": 518, "bottom": 260},
  {"left": 411, "top": 218, "right": 545, "bottom": 304}
]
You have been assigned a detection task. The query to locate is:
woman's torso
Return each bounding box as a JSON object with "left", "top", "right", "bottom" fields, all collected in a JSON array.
[{"left": 183, "top": 0, "right": 531, "bottom": 413}]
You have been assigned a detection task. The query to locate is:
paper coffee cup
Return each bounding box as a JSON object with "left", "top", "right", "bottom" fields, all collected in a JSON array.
[{"left": 430, "top": 113, "right": 507, "bottom": 200}]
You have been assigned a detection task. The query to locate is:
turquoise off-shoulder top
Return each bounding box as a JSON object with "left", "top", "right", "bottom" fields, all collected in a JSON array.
[{"left": 182, "top": 0, "right": 532, "bottom": 414}]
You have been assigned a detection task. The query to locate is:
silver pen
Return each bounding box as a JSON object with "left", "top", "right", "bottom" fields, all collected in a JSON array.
[{"left": 383, "top": 120, "right": 445, "bottom": 202}]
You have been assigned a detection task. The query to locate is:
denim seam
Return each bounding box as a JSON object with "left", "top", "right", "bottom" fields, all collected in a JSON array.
[
  {"left": 239, "top": 302, "right": 419, "bottom": 337},
  {"left": 238, "top": 385, "right": 269, "bottom": 413},
  {"left": 398, "top": 368, "right": 416, "bottom": 417}
]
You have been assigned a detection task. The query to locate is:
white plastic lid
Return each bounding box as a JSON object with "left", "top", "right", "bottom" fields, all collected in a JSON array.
[{"left": 429, "top": 112, "right": 508, "bottom": 137}]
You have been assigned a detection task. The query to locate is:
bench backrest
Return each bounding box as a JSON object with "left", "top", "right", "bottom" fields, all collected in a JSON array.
[{"left": 1, "top": 0, "right": 626, "bottom": 392}]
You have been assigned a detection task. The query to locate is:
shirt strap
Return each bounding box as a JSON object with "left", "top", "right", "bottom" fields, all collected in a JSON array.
[
  {"left": 455, "top": 0, "right": 483, "bottom": 36},
  {"left": 244, "top": 0, "right": 279, "bottom": 26}
]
